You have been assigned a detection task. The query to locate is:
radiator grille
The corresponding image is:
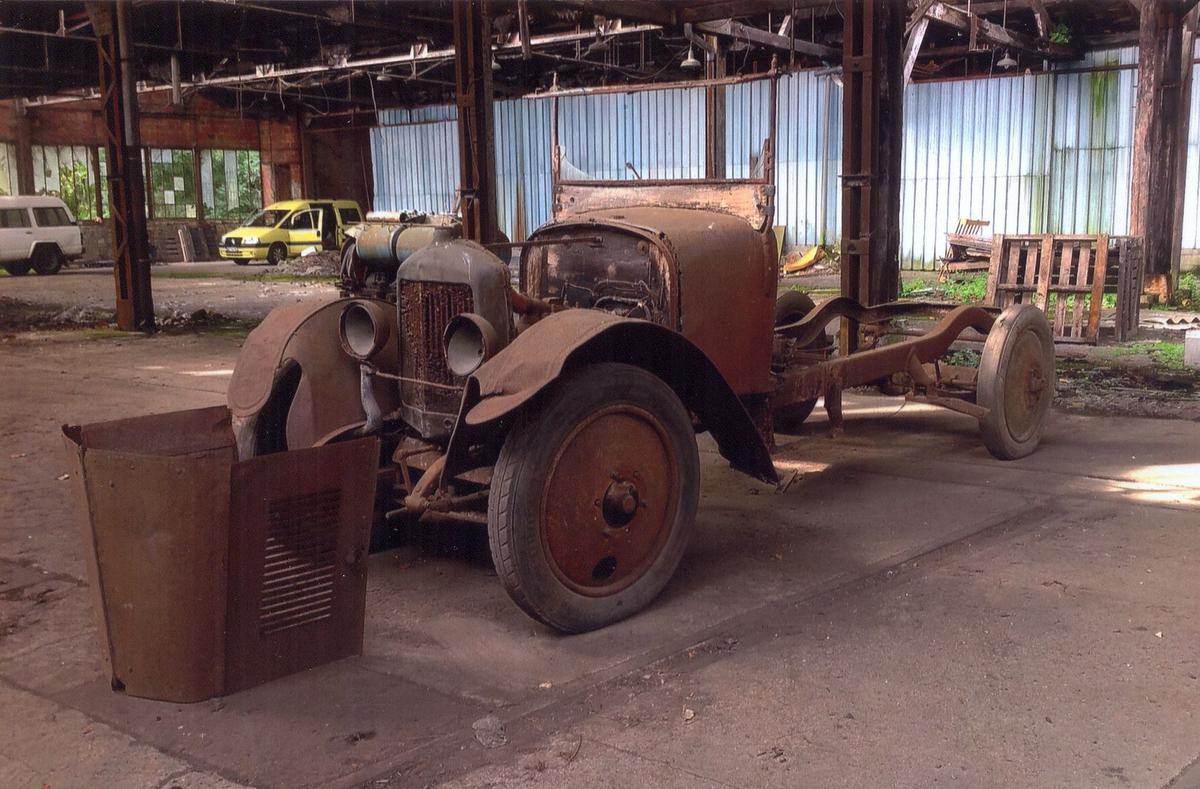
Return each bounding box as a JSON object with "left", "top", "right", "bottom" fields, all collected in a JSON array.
[
  {"left": 257, "top": 490, "right": 341, "bottom": 636},
  {"left": 399, "top": 280, "right": 474, "bottom": 386}
]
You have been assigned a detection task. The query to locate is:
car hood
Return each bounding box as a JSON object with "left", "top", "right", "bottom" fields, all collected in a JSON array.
[{"left": 222, "top": 227, "right": 274, "bottom": 240}]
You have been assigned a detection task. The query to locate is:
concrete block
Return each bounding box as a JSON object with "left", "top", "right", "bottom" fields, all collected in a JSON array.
[{"left": 1186, "top": 329, "right": 1200, "bottom": 369}]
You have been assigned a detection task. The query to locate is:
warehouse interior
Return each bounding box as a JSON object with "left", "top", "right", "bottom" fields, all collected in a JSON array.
[{"left": 1, "top": 1, "right": 1200, "bottom": 787}]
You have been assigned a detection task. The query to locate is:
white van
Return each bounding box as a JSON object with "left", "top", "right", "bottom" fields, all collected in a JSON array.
[{"left": 0, "top": 195, "right": 85, "bottom": 276}]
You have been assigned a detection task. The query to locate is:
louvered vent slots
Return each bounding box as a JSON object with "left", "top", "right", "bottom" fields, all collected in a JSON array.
[
  {"left": 399, "top": 280, "right": 474, "bottom": 385},
  {"left": 258, "top": 490, "right": 341, "bottom": 636}
]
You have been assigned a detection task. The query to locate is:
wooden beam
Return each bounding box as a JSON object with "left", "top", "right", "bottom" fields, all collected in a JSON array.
[
  {"left": 695, "top": 19, "right": 839, "bottom": 60},
  {"left": 903, "top": 18, "right": 930, "bottom": 84},
  {"left": 841, "top": 0, "right": 904, "bottom": 342},
  {"left": 925, "top": 2, "right": 1081, "bottom": 59},
  {"left": 1130, "top": 0, "right": 1185, "bottom": 297},
  {"left": 1027, "top": 0, "right": 1053, "bottom": 39},
  {"left": 1171, "top": 7, "right": 1198, "bottom": 280}
]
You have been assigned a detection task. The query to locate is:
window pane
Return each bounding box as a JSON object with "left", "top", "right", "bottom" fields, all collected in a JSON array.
[
  {"left": 148, "top": 147, "right": 196, "bottom": 219},
  {"left": 98, "top": 148, "right": 110, "bottom": 218},
  {"left": 0, "top": 208, "right": 31, "bottom": 228},
  {"left": 30, "top": 144, "right": 98, "bottom": 220},
  {"left": 33, "top": 206, "right": 72, "bottom": 226},
  {"left": 199, "top": 148, "right": 262, "bottom": 220},
  {"left": 0, "top": 144, "right": 17, "bottom": 196}
]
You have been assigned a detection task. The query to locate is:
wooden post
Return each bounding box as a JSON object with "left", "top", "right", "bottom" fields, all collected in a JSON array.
[
  {"left": 452, "top": 0, "right": 498, "bottom": 246},
  {"left": 704, "top": 36, "right": 726, "bottom": 180},
  {"left": 1130, "top": 0, "right": 1185, "bottom": 301},
  {"left": 840, "top": 0, "right": 904, "bottom": 353},
  {"left": 1170, "top": 8, "right": 1198, "bottom": 283}
]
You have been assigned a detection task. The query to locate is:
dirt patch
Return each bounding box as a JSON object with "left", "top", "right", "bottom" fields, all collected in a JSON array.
[
  {"left": 0, "top": 296, "right": 255, "bottom": 341},
  {"left": 1055, "top": 359, "right": 1200, "bottom": 421},
  {"left": 277, "top": 249, "right": 341, "bottom": 276}
]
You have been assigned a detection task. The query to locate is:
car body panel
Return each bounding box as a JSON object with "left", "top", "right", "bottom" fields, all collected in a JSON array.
[
  {"left": 227, "top": 296, "right": 398, "bottom": 458},
  {"left": 450, "top": 308, "right": 778, "bottom": 485},
  {"left": 219, "top": 199, "right": 361, "bottom": 261},
  {"left": 0, "top": 196, "right": 83, "bottom": 262},
  {"left": 520, "top": 205, "right": 777, "bottom": 396}
]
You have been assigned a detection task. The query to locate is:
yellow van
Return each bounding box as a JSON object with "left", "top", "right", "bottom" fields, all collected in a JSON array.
[{"left": 219, "top": 199, "right": 363, "bottom": 265}]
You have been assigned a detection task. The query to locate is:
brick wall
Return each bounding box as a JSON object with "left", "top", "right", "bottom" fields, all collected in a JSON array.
[
  {"left": 2, "top": 92, "right": 302, "bottom": 263},
  {"left": 79, "top": 219, "right": 243, "bottom": 264}
]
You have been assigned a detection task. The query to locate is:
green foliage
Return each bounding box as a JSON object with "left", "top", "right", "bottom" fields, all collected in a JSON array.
[
  {"left": 938, "top": 274, "right": 988, "bottom": 303},
  {"left": 1049, "top": 24, "right": 1072, "bottom": 44},
  {"left": 942, "top": 349, "right": 981, "bottom": 368},
  {"left": 1172, "top": 272, "right": 1200, "bottom": 310}
]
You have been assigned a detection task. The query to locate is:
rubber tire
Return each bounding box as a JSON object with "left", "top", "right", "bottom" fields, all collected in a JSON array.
[
  {"left": 772, "top": 290, "right": 820, "bottom": 433},
  {"left": 4, "top": 261, "right": 32, "bottom": 276},
  {"left": 31, "top": 246, "right": 63, "bottom": 276},
  {"left": 267, "top": 242, "right": 287, "bottom": 266},
  {"left": 977, "top": 304, "right": 1055, "bottom": 460},
  {"left": 488, "top": 362, "right": 700, "bottom": 633}
]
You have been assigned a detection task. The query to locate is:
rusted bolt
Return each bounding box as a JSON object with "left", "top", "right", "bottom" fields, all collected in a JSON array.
[{"left": 601, "top": 480, "right": 639, "bottom": 527}]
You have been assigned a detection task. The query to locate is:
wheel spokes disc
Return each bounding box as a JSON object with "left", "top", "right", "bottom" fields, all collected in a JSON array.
[
  {"left": 540, "top": 405, "right": 679, "bottom": 597},
  {"left": 1004, "top": 331, "right": 1051, "bottom": 443}
]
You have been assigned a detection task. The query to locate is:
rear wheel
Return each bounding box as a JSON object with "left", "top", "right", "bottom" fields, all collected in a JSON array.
[
  {"left": 977, "top": 304, "right": 1055, "bottom": 460},
  {"left": 488, "top": 363, "right": 699, "bottom": 633},
  {"left": 772, "top": 290, "right": 821, "bottom": 433},
  {"left": 31, "top": 246, "right": 63, "bottom": 276},
  {"left": 3, "top": 261, "right": 32, "bottom": 276},
  {"left": 266, "top": 242, "right": 287, "bottom": 266}
]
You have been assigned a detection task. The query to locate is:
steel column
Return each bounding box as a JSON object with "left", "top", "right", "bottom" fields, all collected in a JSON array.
[
  {"left": 452, "top": 0, "right": 498, "bottom": 245},
  {"left": 90, "top": 1, "right": 154, "bottom": 332}
]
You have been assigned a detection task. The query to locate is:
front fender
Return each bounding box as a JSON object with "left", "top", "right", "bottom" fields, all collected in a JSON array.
[
  {"left": 228, "top": 297, "right": 398, "bottom": 458},
  {"left": 448, "top": 309, "right": 778, "bottom": 484}
]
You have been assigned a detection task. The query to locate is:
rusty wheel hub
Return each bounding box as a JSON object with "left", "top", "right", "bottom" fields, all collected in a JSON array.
[
  {"left": 540, "top": 404, "right": 679, "bottom": 597},
  {"left": 1004, "top": 331, "right": 1052, "bottom": 442}
]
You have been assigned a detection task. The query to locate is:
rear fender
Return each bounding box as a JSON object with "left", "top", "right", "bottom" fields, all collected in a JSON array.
[
  {"left": 227, "top": 298, "right": 399, "bottom": 458},
  {"left": 445, "top": 309, "right": 778, "bottom": 484}
]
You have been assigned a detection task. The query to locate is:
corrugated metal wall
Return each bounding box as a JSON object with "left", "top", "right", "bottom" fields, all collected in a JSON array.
[{"left": 370, "top": 47, "right": 1200, "bottom": 268}]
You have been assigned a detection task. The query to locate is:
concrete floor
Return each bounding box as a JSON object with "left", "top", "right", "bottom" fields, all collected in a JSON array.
[
  {"left": 0, "top": 263, "right": 334, "bottom": 322},
  {"left": 1, "top": 326, "right": 1198, "bottom": 788}
]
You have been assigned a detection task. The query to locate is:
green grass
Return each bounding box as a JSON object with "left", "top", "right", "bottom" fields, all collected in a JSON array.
[{"left": 1103, "top": 340, "right": 1187, "bottom": 370}]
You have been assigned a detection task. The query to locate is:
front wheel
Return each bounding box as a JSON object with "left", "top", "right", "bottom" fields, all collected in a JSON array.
[
  {"left": 488, "top": 363, "right": 700, "bottom": 633},
  {"left": 31, "top": 246, "right": 64, "bottom": 275},
  {"left": 266, "top": 242, "right": 287, "bottom": 266},
  {"left": 3, "top": 261, "right": 32, "bottom": 276},
  {"left": 977, "top": 304, "right": 1055, "bottom": 460}
]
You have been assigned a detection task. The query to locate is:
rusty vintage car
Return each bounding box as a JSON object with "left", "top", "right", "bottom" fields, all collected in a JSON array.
[{"left": 227, "top": 85, "right": 1054, "bottom": 634}]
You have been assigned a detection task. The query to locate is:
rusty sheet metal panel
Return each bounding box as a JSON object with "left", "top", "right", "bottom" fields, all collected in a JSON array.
[
  {"left": 63, "top": 406, "right": 233, "bottom": 702},
  {"left": 545, "top": 207, "right": 776, "bottom": 396},
  {"left": 224, "top": 437, "right": 377, "bottom": 695},
  {"left": 459, "top": 309, "right": 778, "bottom": 485},
  {"left": 64, "top": 406, "right": 378, "bottom": 702},
  {"left": 228, "top": 297, "right": 398, "bottom": 457}
]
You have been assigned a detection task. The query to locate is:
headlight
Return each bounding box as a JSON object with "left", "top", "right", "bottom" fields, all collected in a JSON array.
[
  {"left": 242, "top": 235, "right": 258, "bottom": 245},
  {"left": 443, "top": 313, "right": 499, "bottom": 377},
  {"left": 339, "top": 300, "right": 391, "bottom": 361}
]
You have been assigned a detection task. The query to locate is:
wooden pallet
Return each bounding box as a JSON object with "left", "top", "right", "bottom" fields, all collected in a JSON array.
[{"left": 985, "top": 234, "right": 1110, "bottom": 344}]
